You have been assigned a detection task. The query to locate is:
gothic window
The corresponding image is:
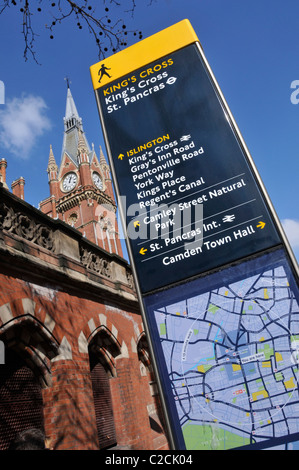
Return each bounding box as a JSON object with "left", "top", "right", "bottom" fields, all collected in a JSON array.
[
  {"left": 89, "top": 350, "right": 117, "bottom": 449},
  {"left": 0, "top": 348, "right": 44, "bottom": 450}
]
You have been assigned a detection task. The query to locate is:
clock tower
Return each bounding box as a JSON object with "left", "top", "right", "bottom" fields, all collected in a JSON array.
[{"left": 39, "top": 85, "right": 123, "bottom": 256}]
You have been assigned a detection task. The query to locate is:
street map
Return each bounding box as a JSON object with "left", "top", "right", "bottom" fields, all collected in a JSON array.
[{"left": 150, "top": 251, "right": 299, "bottom": 450}]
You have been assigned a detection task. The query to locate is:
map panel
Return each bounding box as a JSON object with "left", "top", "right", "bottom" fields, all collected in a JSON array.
[{"left": 144, "top": 249, "right": 299, "bottom": 450}]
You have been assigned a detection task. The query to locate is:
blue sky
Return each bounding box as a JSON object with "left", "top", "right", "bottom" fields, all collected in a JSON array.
[{"left": 0, "top": 0, "right": 298, "bottom": 262}]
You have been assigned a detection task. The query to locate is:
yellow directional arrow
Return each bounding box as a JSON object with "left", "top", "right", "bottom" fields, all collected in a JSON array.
[
  {"left": 118, "top": 153, "right": 124, "bottom": 160},
  {"left": 139, "top": 247, "right": 148, "bottom": 255},
  {"left": 134, "top": 221, "right": 140, "bottom": 228},
  {"left": 256, "top": 221, "right": 266, "bottom": 229}
]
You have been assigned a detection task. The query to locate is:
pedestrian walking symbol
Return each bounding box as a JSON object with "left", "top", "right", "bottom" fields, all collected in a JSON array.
[{"left": 98, "top": 64, "right": 111, "bottom": 83}]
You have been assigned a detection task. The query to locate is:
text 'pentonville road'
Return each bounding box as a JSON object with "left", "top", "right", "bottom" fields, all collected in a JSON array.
[{"left": 116, "top": 131, "right": 269, "bottom": 271}]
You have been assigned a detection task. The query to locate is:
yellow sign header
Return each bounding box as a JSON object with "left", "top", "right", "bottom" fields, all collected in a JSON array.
[{"left": 90, "top": 19, "right": 199, "bottom": 90}]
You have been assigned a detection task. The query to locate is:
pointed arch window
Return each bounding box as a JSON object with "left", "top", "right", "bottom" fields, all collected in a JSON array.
[
  {"left": 89, "top": 350, "right": 117, "bottom": 449},
  {"left": 0, "top": 312, "right": 60, "bottom": 450},
  {"left": 0, "top": 348, "right": 44, "bottom": 450},
  {"left": 88, "top": 325, "right": 122, "bottom": 449}
]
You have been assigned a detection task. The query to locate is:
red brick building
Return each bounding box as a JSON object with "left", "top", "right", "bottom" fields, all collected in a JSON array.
[{"left": 0, "top": 87, "right": 169, "bottom": 451}]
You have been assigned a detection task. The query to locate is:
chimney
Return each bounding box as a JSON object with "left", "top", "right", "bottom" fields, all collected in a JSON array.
[
  {"left": 0, "top": 158, "right": 8, "bottom": 189},
  {"left": 11, "top": 177, "right": 25, "bottom": 200}
]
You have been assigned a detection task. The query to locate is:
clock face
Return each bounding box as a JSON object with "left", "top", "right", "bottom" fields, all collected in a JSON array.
[
  {"left": 62, "top": 172, "right": 78, "bottom": 191},
  {"left": 92, "top": 172, "right": 103, "bottom": 190}
]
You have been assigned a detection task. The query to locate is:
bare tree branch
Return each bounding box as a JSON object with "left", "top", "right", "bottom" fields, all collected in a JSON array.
[{"left": 0, "top": 0, "right": 146, "bottom": 63}]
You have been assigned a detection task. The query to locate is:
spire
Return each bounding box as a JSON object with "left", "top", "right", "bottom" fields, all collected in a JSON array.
[
  {"left": 77, "top": 129, "right": 87, "bottom": 152},
  {"left": 48, "top": 145, "right": 57, "bottom": 169},
  {"left": 61, "top": 84, "right": 91, "bottom": 165},
  {"left": 64, "top": 87, "right": 82, "bottom": 132},
  {"left": 99, "top": 146, "right": 107, "bottom": 166},
  {"left": 47, "top": 145, "right": 58, "bottom": 181},
  {"left": 77, "top": 129, "right": 89, "bottom": 164}
]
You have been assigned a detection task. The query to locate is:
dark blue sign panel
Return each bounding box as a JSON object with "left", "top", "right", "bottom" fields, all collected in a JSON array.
[
  {"left": 96, "top": 44, "right": 281, "bottom": 293},
  {"left": 144, "top": 248, "right": 299, "bottom": 450}
]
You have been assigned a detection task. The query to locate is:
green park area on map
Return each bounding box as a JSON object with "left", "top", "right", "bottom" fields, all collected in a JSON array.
[
  {"left": 150, "top": 251, "right": 299, "bottom": 450},
  {"left": 182, "top": 423, "right": 251, "bottom": 450}
]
